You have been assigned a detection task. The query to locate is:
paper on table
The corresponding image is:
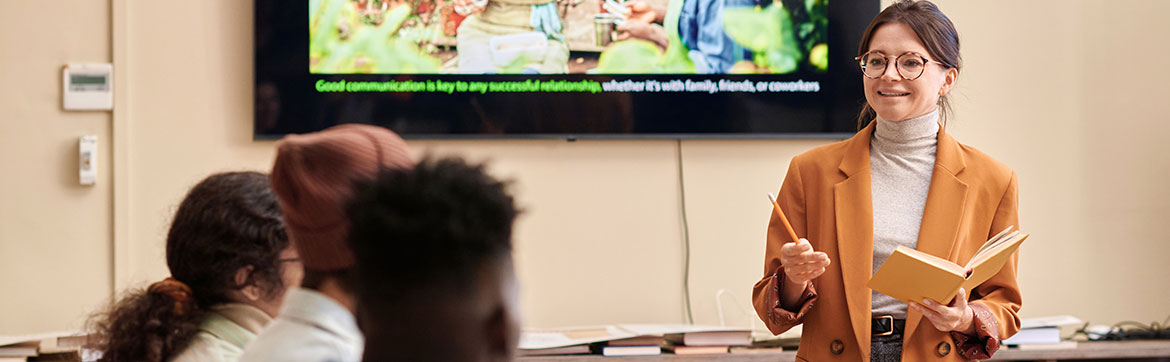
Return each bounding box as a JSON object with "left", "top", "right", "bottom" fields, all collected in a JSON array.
[
  {"left": 0, "top": 331, "right": 84, "bottom": 348},
  {"left": 618, "top": 324, "right": 749, "bottom": 336},
  {"left": 520, "top": 324, "right": 753, "bottom": 350},
  {"left": 519, "top": 326, "right": 636, "bottom": 350},
  {"left": 1020, "top": 315, "right": 1083, "bottom": 329}
]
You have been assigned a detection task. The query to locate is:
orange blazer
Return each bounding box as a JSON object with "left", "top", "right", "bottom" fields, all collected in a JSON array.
[{"left": 753, "top": 122, "right": 1022, "bottom": 361}]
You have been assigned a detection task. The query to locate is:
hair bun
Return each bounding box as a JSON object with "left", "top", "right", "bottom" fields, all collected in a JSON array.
[{"left": 148, "top": 277, "right": 194, "bottom": 316}]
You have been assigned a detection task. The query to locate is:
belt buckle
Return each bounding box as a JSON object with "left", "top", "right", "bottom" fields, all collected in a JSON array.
[{"left": 873, "top": 315, "right": 894, "bottom": 337}]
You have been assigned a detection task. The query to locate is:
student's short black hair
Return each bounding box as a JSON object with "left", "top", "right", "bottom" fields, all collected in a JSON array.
[{"left": 347, "top": 156, "right": 518, "bottom": 302}]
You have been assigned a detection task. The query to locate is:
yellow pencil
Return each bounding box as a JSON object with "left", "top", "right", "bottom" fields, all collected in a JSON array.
[{"left": 767, "top": 193, "right": 801, "bottom": 244}]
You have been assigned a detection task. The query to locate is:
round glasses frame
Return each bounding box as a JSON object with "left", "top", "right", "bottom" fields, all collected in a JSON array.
[{"left": 854, "top": 51, "right": 937, "bottom": 81}]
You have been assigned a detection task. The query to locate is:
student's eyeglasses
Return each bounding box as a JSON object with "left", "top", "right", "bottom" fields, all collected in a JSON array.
[{"left": 855, "top": 51, "right": 938, "bottom": 80}]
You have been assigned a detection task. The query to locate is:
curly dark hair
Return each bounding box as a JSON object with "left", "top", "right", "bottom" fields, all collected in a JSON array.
[
  {"left": 87, "top": 171, "right": 290, "bottom": 362},
  {"left": 347, "top": 156, "right": 518, "bottom": 303}
]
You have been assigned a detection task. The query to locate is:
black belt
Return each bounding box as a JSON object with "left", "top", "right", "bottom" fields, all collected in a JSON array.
[{"left": 872, "top": 315, "right": 905, "bottom": 336}]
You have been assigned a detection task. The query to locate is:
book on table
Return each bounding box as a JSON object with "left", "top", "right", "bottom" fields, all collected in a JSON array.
[
  {"left": 662, "top": 344, "right": 730, "bottom": 355},
  {"left": 593, "top": 345, "right": 662, "bottom": 356},
  {"left": 0, "top": 331, "right": 89, "bottom": 360},
  {"left": 605, "top": 335, "right": 665, "bottom": 347},
  {"left": 517, "top": 344, "right": 592, "bottom": 356},
  {"left": 518, "top": 325, "right": 637, "bottom": 352},
  {"left": 621, "top": 324, "right": 751, "bottom": 347},
  {"left": 1002, "top": 327, "right": 1061, "bottom": 345},
  {"left": 518, "top": 325, "right": 666, "bottom": 356},
  {"left": 868, "top": 226, "right": 1028, "bottom": 304},
  {"left": 1015, "top": 341, "right": 1078, "bottom": 350},
  {"left": 0, "top": 342, "right": 38, "bottom": 358},
  {"left": 1002, "top": 315, "right": 1083, "bottom": 347},
  {"left": 518, "top": 324, "right": 752, "bottom": 356}
]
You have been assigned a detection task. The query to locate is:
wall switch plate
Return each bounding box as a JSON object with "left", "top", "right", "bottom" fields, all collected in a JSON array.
[{"left": 79, "top": 135, "right": 97, "bottom": 185}]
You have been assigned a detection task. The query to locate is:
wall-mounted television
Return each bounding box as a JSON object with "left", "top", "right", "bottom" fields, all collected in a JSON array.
[{"left": 255, "top": 0, "right": 878, "bottom": 139}]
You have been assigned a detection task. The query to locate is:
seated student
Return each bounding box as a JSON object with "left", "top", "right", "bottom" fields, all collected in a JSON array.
[
  {"left": 240, "top": 124, "right": 413, "bottom": 362},
  {"left": 87, "top": 172, "right": 302, "bottom": 362},
  {"left": 347, "top": 157, "right": 521, "bottom": 362}
]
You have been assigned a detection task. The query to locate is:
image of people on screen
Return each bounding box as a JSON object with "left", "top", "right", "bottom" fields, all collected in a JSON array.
[{"left": 307, "top": 0, "right": 827, "bottom": 74}]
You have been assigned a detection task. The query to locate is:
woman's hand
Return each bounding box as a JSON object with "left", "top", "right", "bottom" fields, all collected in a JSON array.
[
  {"left": 911, "top": 288, "right": 976, "bottom": 334},
  {"left": 615, "top": 21, "right": 668, "bottom": 50},
  {"left": 622, "top": 1, "right": 665, "bottom": 23},
  {"left": 454, "top": 0, "right": 487, "bottom": 16},
  {"left": 777, "top": 238, "right": 829, "bottom": 309},
  {"left": 780, "top": 238, "right": 830, "bottom": 285}
]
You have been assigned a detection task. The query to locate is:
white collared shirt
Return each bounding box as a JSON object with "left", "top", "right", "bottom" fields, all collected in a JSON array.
[{"left": 239, "top": 288, "right": 364, "bottom": 362}]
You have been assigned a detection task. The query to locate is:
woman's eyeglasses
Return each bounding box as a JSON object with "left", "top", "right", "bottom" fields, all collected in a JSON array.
[{"left": 855, "top": 51, "right": 938, "bottom": 80}]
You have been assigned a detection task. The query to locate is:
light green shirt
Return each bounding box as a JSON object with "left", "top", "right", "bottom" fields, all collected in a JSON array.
[{"left": 170, "top": 303, "right": 272, "bottom": 362}]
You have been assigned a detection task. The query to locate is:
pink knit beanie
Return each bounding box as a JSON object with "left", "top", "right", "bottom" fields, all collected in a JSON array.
[{"left": 270, "top": 124, "right": 413, "bottom": 270}]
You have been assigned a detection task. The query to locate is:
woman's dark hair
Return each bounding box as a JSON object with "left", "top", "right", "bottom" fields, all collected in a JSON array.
[
  {"left": 87, "top": 171, "right": 289, "bottom": 362},
  {"left": 856, "top": 0, "right": 961, "bottom": 129}
]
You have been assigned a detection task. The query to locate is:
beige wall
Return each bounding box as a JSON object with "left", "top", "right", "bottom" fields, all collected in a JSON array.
[
  {"left": 0, "top": 1, "right": 113, "bottom": 334},
  {"left": 2, "top": 0, "right": 1167, "bottom": 334},
  {"left": 932, "top": 1, "right": 1170, "bottom": 327}
]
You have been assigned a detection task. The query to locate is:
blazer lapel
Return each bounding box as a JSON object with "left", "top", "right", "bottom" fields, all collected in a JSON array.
[
  {"left": 834, "top": 122, "right": 875, "bottom": 351},
  {"left": 903, "top": 124, "right": 969, "bottom": 343}
]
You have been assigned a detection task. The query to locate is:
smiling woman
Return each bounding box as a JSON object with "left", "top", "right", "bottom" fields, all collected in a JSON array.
[
  {"left": 753, "top": 1, "right": 1023, "bottom": 362},
  {"left": 854, "top": 1, "right": 961, "bottom": 128},
  {"left": 859, "top": 22, "right": 958, "bottom": 124}
]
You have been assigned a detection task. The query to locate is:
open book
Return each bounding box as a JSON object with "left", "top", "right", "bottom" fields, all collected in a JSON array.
[{"left": 868, "top": 226, "right": 1027, "bottom": 304}]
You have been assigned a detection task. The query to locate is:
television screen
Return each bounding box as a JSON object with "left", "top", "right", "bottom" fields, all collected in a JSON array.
[{"left": 255, "top": 0, "right": 878, "bottom": 139}]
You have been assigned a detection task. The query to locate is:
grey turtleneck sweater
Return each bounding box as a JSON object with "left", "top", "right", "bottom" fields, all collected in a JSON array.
[{"left": 869, "top": 108, "right": 940, "bottom": 318}]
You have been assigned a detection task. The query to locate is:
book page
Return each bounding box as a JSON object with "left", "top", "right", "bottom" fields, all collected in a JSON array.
[
  {"left": 960, "top": 232, "right": 1027, "bottom": 292},
  {"left": 897, "top": 246, "right": 965, "bottom": 275},
  {"left": 966, "top": 230, "right": 1023, "bottom": 270},
  {"left": 970, "top": 226, "right": 1015, "bottom": 262}
]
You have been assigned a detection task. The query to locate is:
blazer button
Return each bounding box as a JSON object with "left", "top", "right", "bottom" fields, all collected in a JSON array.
[
  {"left": 829, "top": 340, "right": 844, "bottom": 355},
  {"left": 936, "top": 341, "right": 951, "bottom": 357}
]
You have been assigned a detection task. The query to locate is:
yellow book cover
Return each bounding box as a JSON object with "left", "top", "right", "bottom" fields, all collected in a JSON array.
[{"left": 868, "top": 226, "right": 1027, "bottom": 304}]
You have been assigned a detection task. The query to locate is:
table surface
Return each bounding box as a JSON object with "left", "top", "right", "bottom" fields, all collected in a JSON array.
[{"left": 518, "top": 340, "right": 1170, "bottom": 361}]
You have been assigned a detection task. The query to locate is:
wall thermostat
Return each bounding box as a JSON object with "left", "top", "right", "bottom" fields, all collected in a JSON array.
[{"left": 63, "top": 63, "right": 113, "bottom": 111}]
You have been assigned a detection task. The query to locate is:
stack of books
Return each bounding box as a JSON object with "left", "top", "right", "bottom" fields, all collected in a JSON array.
[
  {"left": 660, "top": 327, "right": 750, "bottom": 355},
  {"left": 0, "top": 341, "right": 38, "bottom": 362},
  {"left": 595, "top": 335, "right": 665, "bottom": 357},
  {"left": 518, "top": 325, "right": 630, "bottom": 357},
  {"left": 1004, "top": 315, "right": 1082, "bottom": 350},
  {"left": 0, "top": 331, "right": 90, "bottom": 362}
]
